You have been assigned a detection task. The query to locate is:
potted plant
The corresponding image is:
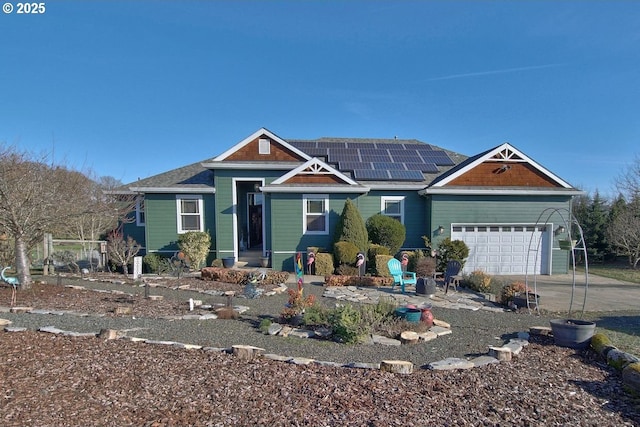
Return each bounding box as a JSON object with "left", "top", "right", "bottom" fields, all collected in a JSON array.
[
  {"left": 414, "top": 256, "right": 437, "bottom": 296},
  {"left": 259, "top": 251, "right": 270, "bottom": 268}
]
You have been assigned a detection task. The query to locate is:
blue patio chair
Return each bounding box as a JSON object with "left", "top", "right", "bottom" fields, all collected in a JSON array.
[
  {"left": 387, "top": 258, "right": 417, "bottom": 294},
  {"left": 444, "top": 260, "right": 462, "bottom": 294}
]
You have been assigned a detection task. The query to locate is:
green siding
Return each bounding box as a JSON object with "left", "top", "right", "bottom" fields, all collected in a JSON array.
[{"left": 144, "top": 193, "right": 216, "bottom": 256}]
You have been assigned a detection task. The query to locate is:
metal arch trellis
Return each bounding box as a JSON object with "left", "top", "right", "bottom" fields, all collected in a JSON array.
[{"left": 525, "top": 207, "right": 589, "bottom": 318}]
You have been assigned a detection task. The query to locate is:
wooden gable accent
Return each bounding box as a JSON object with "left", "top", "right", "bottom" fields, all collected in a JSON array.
[
  {"left": 448, "top": 162, "right": 558, "bottom": 187},
  {"left": 224, "top": 135, "right": 305, "bottom": 162},
  {"left": 281, "top": 161, "right": 350, "bottom": 185}
]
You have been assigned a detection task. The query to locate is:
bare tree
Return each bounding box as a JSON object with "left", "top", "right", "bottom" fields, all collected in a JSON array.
[
  {"left": 609, "top": 154, "right": 640, "bottom": 268},
  {"left": 0, "top": 145, "right": 135, "bottom": 288},
  {"left": 106, "top": 226, "right": 141, "bottom": 275}
]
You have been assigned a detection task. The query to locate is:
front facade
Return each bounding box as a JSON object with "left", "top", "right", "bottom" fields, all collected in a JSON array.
[{"left": 121, "top": 128, "right": 582, "bottom": 275}]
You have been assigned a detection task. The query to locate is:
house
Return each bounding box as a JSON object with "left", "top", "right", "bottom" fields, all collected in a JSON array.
[{"left": 120, "top": 127, "right": 582, "bottom": 275}]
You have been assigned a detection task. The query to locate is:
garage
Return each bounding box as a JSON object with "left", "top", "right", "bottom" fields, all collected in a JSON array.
[{"left": 451, "top": 224, "right": 551, "bottom": 275}]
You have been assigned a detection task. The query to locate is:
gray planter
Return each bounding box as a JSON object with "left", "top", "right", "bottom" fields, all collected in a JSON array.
[
  {"left": 550, "top": 319, "right": 596, "bottom": 349},
  {"left": 416, "top": 277, "right": 437, "bottom": 297},
  {"left": 222, "top": 257, "right": 236, "bottom": 268}
]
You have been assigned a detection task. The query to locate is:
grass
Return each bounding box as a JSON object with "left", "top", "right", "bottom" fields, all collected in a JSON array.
[{"left": 582, "top": 263, "right": 640, "bottom": 284}]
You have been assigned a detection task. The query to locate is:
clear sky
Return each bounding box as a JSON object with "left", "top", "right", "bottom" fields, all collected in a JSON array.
[{"left": 2, "top": 1, "right": 638, "bottom": 197}]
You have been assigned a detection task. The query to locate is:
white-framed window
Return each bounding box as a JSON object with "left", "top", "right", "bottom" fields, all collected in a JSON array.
[
  {"left": 258, "top": 138, "right": 271, "bottom": 155},
  {"left": 136, "top": 196, "right": 145, "bottom": 226},
  {"left": 381, "top": 196, "right": 404, "bottom": 223},
  {"left": 303, "top": 194, "right": 329, "bottom": 234},
  {"left": 176, "top": 195, "right": 204, "bottom": 233}
]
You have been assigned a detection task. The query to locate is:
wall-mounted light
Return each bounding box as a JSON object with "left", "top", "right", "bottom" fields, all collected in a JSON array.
[
  {"left": 554, "top": 225, "right": 566, "bottom": 236},
  {"left": 437, "top": 225, "right": 445, "bottom": 235},
  {"left": 254, "top": 183, "right": 261, "bottom": 192}
]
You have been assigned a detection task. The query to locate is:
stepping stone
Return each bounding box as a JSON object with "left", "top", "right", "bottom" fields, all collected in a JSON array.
[
  {"left": 0, "top": 318, "right": 12, "bottom": 326},
  {"left": 289, "top": 357, "right": 315, "bottom": 365},
  {"left": 39, "top": 326, "right": 65, "bottom": 334},
  {"left": 428, "top": 357, "right": 474, "bottom": 371},
  {"left": 5, "top": 326, "right": 26, "bottom": 332},
  {"left": 263, "top": 354, "right": 291, "bottom": 362},
  {"left": 371, "top": 334, "right": 401, "bottom": 346},
  {"left": 430, "top": 326, "right": 452, "bottom": 337},
  {"left": 470, "top": 355, "right": 500, "bottom": 367}
]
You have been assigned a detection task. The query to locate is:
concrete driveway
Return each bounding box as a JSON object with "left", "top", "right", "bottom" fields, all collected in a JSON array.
[{"left": 502, "top": 273, "right": 640, "bottom": 313}]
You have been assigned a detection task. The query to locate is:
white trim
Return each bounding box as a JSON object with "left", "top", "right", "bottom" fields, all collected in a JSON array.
[
  {"left": 303, "top": 194, "right": 329, "bottom": 235},
  {"left": 261, "top": 185, "right": 369, "bottom": 194},
  {"left": 432, "top": 143, "right": 574, "bottom": 189},
  {"left": 420, "top": 187, "right": 583, "bottom": 196},
  {"left": 231, "top": 178, "right": 265, "bottom": 259},
  {"left": 130, "top": 187, "right": 216, "bottom": 194},
  {"left": 271, "top": 158, "right": 360, "bottom": 186},
  {"left": 381, "top": 196, "right": 405, "bottom": 224},
  {"left": 136, "top": 197, "right": 145, "bottom": 227},
  {"left": 176, "top": 195, "right": 204, "bottom": 233},
  {"left": 200, "top": 162, "right": 302, "bottom": 170},
  {"left": 213, "top": 128, "right": 312, "bottom": 162}
]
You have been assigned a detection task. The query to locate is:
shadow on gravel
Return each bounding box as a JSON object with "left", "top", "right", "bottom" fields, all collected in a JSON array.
[{"left": 589, "top": 313, "right": 640, "bottom": 335}]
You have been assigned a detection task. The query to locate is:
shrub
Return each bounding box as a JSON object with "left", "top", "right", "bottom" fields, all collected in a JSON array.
[
  {"left": 258, "top": 318, "right": 273, "bottom": 333},
  {"left": 465, "top": 270, "right": 492, "bottom": 293},
  {"left": 336, "top": 264, "right": 360, "bottom": 276},
  {"left": 303, "top": 304, "right": 330, "bottom": 327},
  {"left": 333, "top": 198, "right": 368, "bottom": 252},
  {"left": 177, "top": 231, "right": 211, "bottom": 270},
  {"left": 414, "top": 256, "right": 436, "bottom": 278},
  {"left": 375, "top": 254, "right": 394, "bottom": 277},
  {"left": 328, "top": 304, "right": 367, "bottom": 344},
  {"left": 314, "top": 252, "right": 334, "bottom": 276},
  {"left": 500, "top": 281, "right": 532, "bottom": 304},
  {"left": 143, "top": 253, "right": 164, "bottom": 274},
  {"left": 367, "top": 244, "right": 390, "bottom": 274},
  {"left": 436, "top": 237, "right": 469, "bottom": 272},
  {"left": 281, "top": 288, "right": 316, "bottom": 321},
  {"left": 210, "top": 258, "right": 223, "bottom": 268},
  {"left": 366, "top": 214, "right": 406, "bottom": 255},
  {"left": 333, "top": 241, "right": 360, "bottom": 266}
]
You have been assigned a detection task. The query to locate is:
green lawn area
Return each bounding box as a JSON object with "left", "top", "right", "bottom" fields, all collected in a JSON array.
[{"left": 579, "top": 261, "right": 640, "bottom": 356}]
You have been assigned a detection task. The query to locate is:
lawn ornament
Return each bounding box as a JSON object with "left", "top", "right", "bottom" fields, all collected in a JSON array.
[
  {"left": 356, "top": 253, "right": 366, "bottom": 277},
  {"left": 1, "top": 266, "right": 19, "bottom": 306},
  {"left": 306, "top": 252, "right": 315, "bottom": 275}
]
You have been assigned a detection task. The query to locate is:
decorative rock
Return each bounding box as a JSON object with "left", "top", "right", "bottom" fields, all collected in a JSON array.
[
  {"left": 428, "top": 357, "right": 475, "bottom": 371},
  {"left": 278, "top": 326, "right": 293, "bottom": 337},
  {"left": 98, "top": 329, "right": 119, "bottom": 340},
  {"left": 346, "top": 362, "right": 380, "bottom": 370},
  {"left": 39, "top": 326, "right": 65, "bottom": 335},
  {"left": 622, "top": 362, "right": 640, "bottom": 394},
  {"left": 289, "top": 357, "right": 315, "bottom": 365},
  {"left": 10, "top": 306, "right": 32, "bottom": 313},
  {"left": 232, "top": 344, "right": 265, "bottom": 361},
  {"left": 5, "top": 326, "right": 27, "bottom": 332},
  {"left": 315, "top": 360, "right": 344, "bottom": 368},
  {"left": 470, "top": 355, "right": 500, "bottom": 367},
  {"left": 430, "top": 325, "right": 453, "bottom": 336},
  {"left": 371, "top": 334, "right": 401, "bottom": 346},
  {"left": 607, "top": 348, "right": 640, "bottom": 370},
  {"left": 0, "top": 318, "right": 12, "bottom": 326},
  {"left": 432, "top": 319, "right": 450, "bottom": 328},
  {"left": 123, "top": 336, "right": 146, "bottom": 342},
  {"left": 400, "top": 331, "right": 420, "bottom": 345},
  {"left": 313, "top": 327, "right": 332, "bottom": 338},
  {"left": 267, "top": 323, "right": 283, "bottom": 336},
  {"left": 145, "top": 339, "right": 176, "bottom": 346},
  {"left": 263, "top": 353, "right": 291, "bottom": 362},
  {"left": 174, "top": 343, "right": 202, "bottom": 350},
  {"left": 489, "top": 346, "right": 513, "bottom": 361},
  {"left": 114, "top": 306, "right": 132, "bottom": 315},
  {"left": 148, "top": 295, "right": 164, "bottom": 301},
  {"left": 503, "top": 341, "right": 524, "bottom": 355},
  {"left": 517, "top": 331, "right": 530, "bottom": 341},
  {"left": 288, "top": 329, "right": 315, "bottom": 339},
  {"left": 64, "top": 331, "right": 98, "bottom": 338},
  {"left": 380, "top": 360, "right": 414, "bottom": 374}
]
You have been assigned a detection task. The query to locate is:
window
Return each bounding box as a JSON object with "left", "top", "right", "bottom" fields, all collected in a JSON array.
[
  {"left": 136, "top": 197, "right": 145, "bottom": 226},
  {"left": 176, "top": 195, "right": 204, "bottom": 233},
  {"left": 303, "top": 194, "right": 328, "bottom": 234},
  {"left": 381, "top": 196, "right": 404, "bottom": 223},
  {"left": 258, "top": 138, "right": 271, "bottom": 155}
]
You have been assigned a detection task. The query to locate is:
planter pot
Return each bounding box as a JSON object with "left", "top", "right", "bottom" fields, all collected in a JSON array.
[
  {"left": 416, "top": 277, "right": 437, "bottom": 297},
  {"left": 395, "top": 307, "right": 422, "bottom": 323},
  {"left": 512, "top": 293, "right": 540, "bottom": 309},
  {"left": 259, "top": 256, "right": 270, "bottom": 268},
  {"left": 550, "top": 319, "right": 596, "bottom": 349},
  {"left": 558, "top": 239, "right": 577, "bottom": 250},
  {"left": 222, "top": 257, "right": 236, "bottom": 269}
]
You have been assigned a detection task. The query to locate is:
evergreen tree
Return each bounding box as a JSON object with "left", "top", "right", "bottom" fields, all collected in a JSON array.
[
  {"left": 333, "top": 199, "right": 368, "bottom": 253},
  {"left": 583, "top": 191, "right": 610, "bottom": 261}
]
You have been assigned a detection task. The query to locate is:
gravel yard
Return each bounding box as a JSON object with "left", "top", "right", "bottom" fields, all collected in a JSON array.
[{"left": 1, "top": 274, "right": 639, "bottom": 426}]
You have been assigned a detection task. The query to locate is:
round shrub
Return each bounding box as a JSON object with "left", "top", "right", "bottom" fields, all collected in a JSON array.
[
  {"left": 466, "top": 270, "right": 492, "bottom": 293},
  {"left": 143, "top": 253, "right": 164, "bottom": 274},
  {"left": 366, "top": 214, "right": 406, "bottom": 255},
  {"left": 333, "top": 241, "right": 360, "bottom": 266},
  {"left": 333, "top": 198, "right": 368, "bottom": 252},
  {"left": 436, "top": 237, "right": 469, "bottom": 272}
]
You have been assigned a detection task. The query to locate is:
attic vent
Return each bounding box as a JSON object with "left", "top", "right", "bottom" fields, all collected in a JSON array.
[{"left": 258, "top": 138, "right": 271, "bottom": 155}]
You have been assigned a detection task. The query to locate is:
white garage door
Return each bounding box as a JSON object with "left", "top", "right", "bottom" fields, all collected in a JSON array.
[{"left": 451, "top": 225, "right": 549, "bottom": 275}]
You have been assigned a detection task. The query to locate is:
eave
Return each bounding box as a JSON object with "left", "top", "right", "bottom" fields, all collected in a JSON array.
[
  {"left": 201, "top": 161, "right": 303, "bottom": 170},
  {"left": 419, "top": 187, "right": 584, "bottom": 196},
  {"left": 128, "top": 187, "right": 216, "bottom": 194},
  {"left": 261, "top": 185, "right": 370, "bottom": 194}
]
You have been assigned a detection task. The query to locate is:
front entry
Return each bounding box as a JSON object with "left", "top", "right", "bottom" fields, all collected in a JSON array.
[{"left": 247, "top": 192, "right": 263, "bottom": 249}]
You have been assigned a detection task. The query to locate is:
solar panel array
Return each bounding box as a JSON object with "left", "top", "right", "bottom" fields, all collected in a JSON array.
[{"left": 291, "top": 140, "right": 454, "bottom": 181}]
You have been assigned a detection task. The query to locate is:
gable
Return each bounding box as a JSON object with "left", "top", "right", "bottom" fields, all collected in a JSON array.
[
  {"left": 430, "top": 143, "right": 573, "bottom": 189},
  {"left": 214, "top": 128, "right": 310, "bottom": 163},
  {"left": 264, "top": 158, "right": 368, "bottom": 193}
]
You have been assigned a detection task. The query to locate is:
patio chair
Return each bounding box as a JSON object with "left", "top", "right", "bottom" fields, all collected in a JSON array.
[
  {"left": 444, "top": 260, "right": 462, "bottom": 294},
  {"left": 387, "top": 258, "right": 417, "bottom": 294}
]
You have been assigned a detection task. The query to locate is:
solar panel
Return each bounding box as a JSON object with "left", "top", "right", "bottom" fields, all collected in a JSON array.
[
  {"left": 360, "top": 153, "right": 392, "bottom": 162},
  {"left": 372, "top": 162, "right": 406, "bottom": 170},
  {"left": 345, "top": 142, "right": 372, "bottom": 149},
  {"left": 339, "top": 161, "right": 371, "bottom": 171},
  {"left": 316, "top": 141, "right": 346, "bottom": 149},
  {"left": 303, "top": 148, "right": 329, "bottom": 157},
  {"left": 404, "top": 162, "right": 440, "bottom": 173},
  {"left": 388, "top": 170, "right": 425, "bottom": 181},
  {"left": 291, "top": 141, "right": 317, "bottom": 150},
  {"left": 353, "top": 169, "right": 389, "bottom": 180},
  {"left": 327, "top": 148, "right": 360, "bottom": 162},
  {"left": 388, "top": 152, "right": 421, "bottom": 162},
  {"left": 375, "top": 143, "right": 404, "bottom": 150}
]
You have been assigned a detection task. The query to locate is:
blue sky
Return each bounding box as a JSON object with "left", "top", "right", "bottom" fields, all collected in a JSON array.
[{"left": 1, "top": 1, "right": 638, "bottom": 197}]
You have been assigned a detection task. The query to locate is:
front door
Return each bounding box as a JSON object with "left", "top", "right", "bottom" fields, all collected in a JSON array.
[{"left": 247, "top": 192, "right": 263, "bottom": 249}]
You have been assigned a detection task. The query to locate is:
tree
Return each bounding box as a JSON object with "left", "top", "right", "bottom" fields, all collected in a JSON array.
[
  {"left": 607, "top": 208, "right": 640, "bottom": 269},
  {"left": 106, "top": 226, "right": 141, "bottom": 275},
  {"left": 333, "top": 199, "right": 368, "bottom": 253},
  {"left": 0, "top": 145, "right": 135, "bottom": 288},
  {"left": 366, "top": 214, "right": 405, "bottom": 255}
]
